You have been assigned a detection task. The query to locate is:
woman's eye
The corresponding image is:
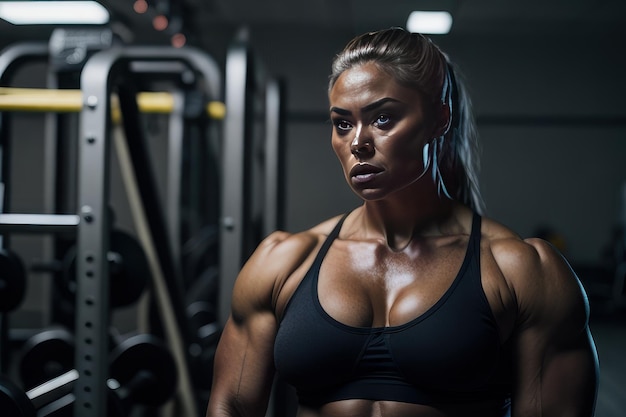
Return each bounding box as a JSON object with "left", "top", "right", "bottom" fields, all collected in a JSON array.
[
  {"left": 334, "top": 120, "right": 352, "bottom": 132},
  {"left": 374, "top": 114, "right": 391, "bottom": 128}
]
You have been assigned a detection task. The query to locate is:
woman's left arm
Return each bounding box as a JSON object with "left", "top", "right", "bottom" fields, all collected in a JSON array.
[{"left": 496, "top": 238, "right": 599, "bottom": 417}]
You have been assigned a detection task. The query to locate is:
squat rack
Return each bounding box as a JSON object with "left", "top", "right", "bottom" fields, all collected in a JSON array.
[
  {"left": 0, "top": 35, "right": 286, "bottom": 416},
  {"left": 77, "top": 45, "right": 225, "bottom": 417},
  {"left": 0, "top": 43, "right": 223, "bottom": 417}
]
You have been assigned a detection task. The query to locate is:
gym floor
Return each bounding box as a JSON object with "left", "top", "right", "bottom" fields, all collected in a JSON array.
[{"left": 588, "top": 305, "right": 626, "bottom": 417}]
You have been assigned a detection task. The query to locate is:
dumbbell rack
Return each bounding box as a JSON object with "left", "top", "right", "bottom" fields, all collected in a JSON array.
[{"left": 0, "top": 43, "right": 223, "bottom": 417}]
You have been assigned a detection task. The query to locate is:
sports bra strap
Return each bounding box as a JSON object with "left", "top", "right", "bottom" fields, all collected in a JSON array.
[{"left": 311, "top": 212, "right": 349, "bottom": 269}]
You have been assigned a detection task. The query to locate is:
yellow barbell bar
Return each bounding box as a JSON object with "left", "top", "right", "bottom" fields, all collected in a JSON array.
[{"left": 0, "top": 87, "right": 226, "bottom": 121}]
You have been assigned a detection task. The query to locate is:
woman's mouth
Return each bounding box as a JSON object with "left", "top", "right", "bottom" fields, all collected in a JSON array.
[{"left": 350, "top": 163, "right": 383, "bottom": 184}]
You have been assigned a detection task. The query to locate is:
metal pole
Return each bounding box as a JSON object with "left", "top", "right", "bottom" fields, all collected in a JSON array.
[{"left": 219, "top": 40, "right": 251, "bottom": 326}]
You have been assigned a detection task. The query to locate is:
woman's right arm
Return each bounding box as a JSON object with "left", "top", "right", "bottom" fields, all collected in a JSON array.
[
  {"left": 205, "top": 304, "right": 277, "bottom": 416},
  {"left": 206, "top": 230, "right": 319, "bottom": 417}
]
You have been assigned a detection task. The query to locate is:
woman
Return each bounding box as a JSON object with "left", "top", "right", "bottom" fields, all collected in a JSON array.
[{"left": 206, "top": 28, "right": 598, "bottom": 417}]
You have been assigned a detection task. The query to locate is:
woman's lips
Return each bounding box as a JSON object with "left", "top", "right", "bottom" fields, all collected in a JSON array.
[{"left": 350, "top": 163, "right": 383, "bottom": 184}]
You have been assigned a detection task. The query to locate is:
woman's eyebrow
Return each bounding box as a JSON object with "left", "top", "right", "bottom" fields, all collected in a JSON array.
[{"left": 330, "top": 97, "right": 401, "bottom": 116}]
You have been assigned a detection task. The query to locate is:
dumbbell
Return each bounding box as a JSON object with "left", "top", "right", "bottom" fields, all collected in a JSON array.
[
  {"left": 6, "top": 333, "right": 178, "bottom": 416},
  {"left": 0, "top": 369, "right": 123, "bottom": 417},
  {"left": 108, "top": 333, "right": 178, "bottom": 412}
]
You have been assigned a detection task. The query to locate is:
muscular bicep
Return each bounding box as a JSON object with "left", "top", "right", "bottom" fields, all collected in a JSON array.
[
  {"left": 504, "top": 239, "right": 599, "bottom": 417},
  {"left": 206, "top": 312, "right": 277, "bottom": 417},
  {"left": 512, "top": 322, "right": 598, "bottom": 416}
]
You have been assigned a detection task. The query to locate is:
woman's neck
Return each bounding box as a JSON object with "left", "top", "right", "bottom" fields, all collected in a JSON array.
[{"left": 351, "top": 197, "right": 461, "bottom": 251}]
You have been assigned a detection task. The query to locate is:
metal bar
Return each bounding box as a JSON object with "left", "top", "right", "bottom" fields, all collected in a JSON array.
[
  {"left": 0, "top": 87, "right": 225, "bottom": 119},
  {"left": 219, "top": 40, "right": 251, "bottom": 325},
  {"left": 166, "top": 90, "right": 185, "bottom": 266},
  {"left": 74, "top": 48, "right": 116, "bottom": 417},
  {"left": 0, "top": 44, "right": 51, "bottom": 245},
  {"left": 27, "top": 369, "right": 79, "bottom": 410},
  {"left": 0, "top": 42, "right": 49, "bottom": 374},
  {"left": 115, "top": 69, "right": 200, "bottom": 417},
  {"left": 0, "top": 42, "right": 48, "bottom": 84},
  {"left": 263, "top": 78, "right": 286, "bottom": 235},
  {"left": 42, "top": 61, "right": 62, "bottom": 330},
  {"left": 116, "top": 82, "right": 192, "bottom": 344},
  {"left": 0, "top": 213, "right": 79, "bottom": 233}
]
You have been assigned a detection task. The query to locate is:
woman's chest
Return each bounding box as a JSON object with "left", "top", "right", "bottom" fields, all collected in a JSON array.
[{"left": 316, "top": 239, "right": 469, "bottom": 328}]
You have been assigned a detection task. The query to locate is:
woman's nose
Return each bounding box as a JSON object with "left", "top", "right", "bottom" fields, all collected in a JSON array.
[{"left": 350, "top": 134, "right": 374, "bottom": 158}]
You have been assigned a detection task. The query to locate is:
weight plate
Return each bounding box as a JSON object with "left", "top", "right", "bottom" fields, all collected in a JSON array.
[
  {"left": 109, "top": 334, "right": 177, "bottom": 407},
  {"left": 60, "top": 230, "right": 150, "bottom": 308},
  {"left": 0, "top": 249, "right": 27, "bottom": 313},
  {"left": 0, "top": 374, "right": 36, "bottom": 417},
  {"left": 19, "top": 328, "right": 75, "bottom": 390}
]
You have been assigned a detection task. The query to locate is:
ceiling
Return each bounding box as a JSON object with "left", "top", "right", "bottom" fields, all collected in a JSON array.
[
  {"left": 108, "top": 0, "right": 626, "bottom": 40},
  {"left": 1, "top": 0, "right": 625, "bottom": 52}
]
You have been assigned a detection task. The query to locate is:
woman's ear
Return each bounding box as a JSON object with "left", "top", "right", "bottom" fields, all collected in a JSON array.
[{"left": 433, "top": 102, "right": 451, "bottom": 138}]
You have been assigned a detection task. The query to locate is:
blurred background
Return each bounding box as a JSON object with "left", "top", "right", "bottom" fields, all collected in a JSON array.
[{"left": 0, "top": 0, "right": 624, "bottom": 416}]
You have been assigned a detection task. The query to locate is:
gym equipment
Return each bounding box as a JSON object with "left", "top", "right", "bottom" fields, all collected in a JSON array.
[
  {"left": 0, "top": 87, "right": 226, "bottom": 121},
  {"left": 219, "top": 35, "right": 287, "bottom": 326},
  {"left": 19, "top": 328, "right": 74, "bottom": 391},
  {"left": 0, "top": 29, "right": 286, "bottom": 416},
  {"left": 185, "top": 299, "right": 221, "bottom": 390},
  {"left": 72, "top": 45, "right": 223, "bottom": 417},
  {"left": 0, "top": 374, "right": 36, "bottom": 417},
  {"left": 60, "top": 229, "right": 150, "bottom": 309},
  {"left": 0, "top": 41, "right": 225, "bottom": 416},
  {"left": 0, "top": 248, "right": 26, "bottom": 313},
  {"left": 109, "top": 333, "right": 178, "bottom": 411},
  {"left": 0, "top": 249, "right": 26, "bottom": 381},
  {"left": 0, "top": 333, "right": 176, "bottom": 417}
]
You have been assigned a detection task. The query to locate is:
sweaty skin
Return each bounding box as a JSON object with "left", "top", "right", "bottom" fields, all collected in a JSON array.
[{"left": 205, "top": 63, "right": 598, "bottom": 417}]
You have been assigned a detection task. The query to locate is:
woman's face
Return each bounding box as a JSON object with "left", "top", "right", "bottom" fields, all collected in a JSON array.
[{"left": 329, "top": 62, "right": 435, "bottom": 201}]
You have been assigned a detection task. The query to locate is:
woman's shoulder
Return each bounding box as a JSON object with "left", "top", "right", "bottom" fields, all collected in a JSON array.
[
  {"left": 479, "top": 215, "right": 569, "bottom": 277},
  {"left": 257, "top": 213, "right": 346, "bottom": 263},
  {"left": 231, "top": 214, "right": 347, "bottom": 313},
  {"left": 480, "top": 215, "right": 565, "bottom": 283},
  {"left": 479, "top": 214, "right": 587, "bottom": 326}
]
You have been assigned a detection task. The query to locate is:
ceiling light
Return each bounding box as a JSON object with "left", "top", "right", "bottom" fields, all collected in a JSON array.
[
  {"left": 0, "top": 1, "right": 110, "bottom": 25},
  {"left": 406, "top": 11, "right": 453, "bottom": 35}
]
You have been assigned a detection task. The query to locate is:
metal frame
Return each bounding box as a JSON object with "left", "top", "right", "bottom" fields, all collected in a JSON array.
[
  {"left": 0, "top": 42, "right": 53, "bottom": 374},
  {"left": 166, "top": 89, "right": 185, "bottom": 264},
  {"left": 219, "top": 44, "right": 287, "bottom": 328},
  {"left": 263, "top": 78, "right": 286, "bottom": 235},
  {"left": 0, "top": 42, "right": 50, "bottom": 247},
  {"left": 0, "top": 41, "right": 223, "bottom": 416},
  {"left": 75, "top": 45, "right": 221, "bottom": 417}
]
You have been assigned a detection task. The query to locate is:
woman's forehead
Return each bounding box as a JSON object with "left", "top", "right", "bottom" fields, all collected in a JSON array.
[{"left": 329, "top": 63, "right": 423, "bottom": 109}]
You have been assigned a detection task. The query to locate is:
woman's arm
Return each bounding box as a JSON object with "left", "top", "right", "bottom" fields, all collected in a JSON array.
[
  {"left": 494, "top": 237, "right": 599, "bottom": 417},
  {"left": 206, "top": 230, "right": 319, "bottom": 417}
]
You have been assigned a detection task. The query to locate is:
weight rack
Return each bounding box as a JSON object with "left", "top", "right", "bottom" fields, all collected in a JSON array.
[
  {"left": 0, "top": 43, "right": 223, "bottom": 417},
  {"left": 0, "top": 34, "right": 286, "bottom": 417}
]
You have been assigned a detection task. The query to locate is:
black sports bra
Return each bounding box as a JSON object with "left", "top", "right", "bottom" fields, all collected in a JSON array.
[{"left": 274, "top": 213, "right": 511, "bottom": 411}]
